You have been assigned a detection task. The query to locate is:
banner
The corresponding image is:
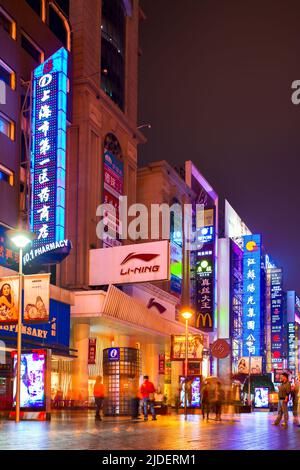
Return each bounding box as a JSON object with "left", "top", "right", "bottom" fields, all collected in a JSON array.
[
  {"left": 237, "top": 356, "right": 262, "bottom": 374},
  {"left": 0, "top": 276, "right": 19, "bottom": 323},
  {"left": 158, "top": 354, "right": 165, "bottom": 374},
  {"left": 88, "top": 338, "right": 97, "bottom": 365},
  {"left": 171, "top": 334, "right": 204, "bottom": 361},
  {"left": 24, "top": 274, "right": 50, "bottom": 323}
]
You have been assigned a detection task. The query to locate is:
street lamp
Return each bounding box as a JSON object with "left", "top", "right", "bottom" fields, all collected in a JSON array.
[
  {"left": 181, "top": 308, "right": 193, "bottom": 421},
  {"left": 6, "top": 228, "right": 36, "bottom": 423},
  {"left": 245, "top": 340, "right": 254, "bottom": 408}
]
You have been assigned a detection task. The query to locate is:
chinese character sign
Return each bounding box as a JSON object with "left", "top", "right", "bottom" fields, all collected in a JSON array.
[
  {"left": 270, "top": 268, "right": 284, "bottom": 365},
  {"left": 242, "top": 235, "right": 262, "bottom": 357},
  {"left": 31, "top": 48, "right": 68, "bottom": 248},
  {"left": 195, "top": 251, "right": 214, "bottom": 331},
  {"left": 287, "top": 322, "right": 296, "bottom": 371}
]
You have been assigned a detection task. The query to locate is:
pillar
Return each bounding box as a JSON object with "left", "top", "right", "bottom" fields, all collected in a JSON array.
[{"left": 73, "top": 322, "right": 90, "bottom": 401}]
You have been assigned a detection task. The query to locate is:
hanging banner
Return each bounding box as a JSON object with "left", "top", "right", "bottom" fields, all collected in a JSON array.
[
  {"left": 88, "top": 338, "right": 97, "bottom": 365},
  {"left": 0, "top": 276, "right": 19, "bottom": 323},
  {"left": 270, "top": 268, "right": 284, "bottom": 366},
  {"left": 158, "top": 354, "right": 165, "bottom": 374},
  {"left": 24, "top": 274, "right": 50, "bottom": 323}
]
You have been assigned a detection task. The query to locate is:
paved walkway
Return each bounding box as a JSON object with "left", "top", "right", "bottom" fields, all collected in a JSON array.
[{"left": 0, "top": 410, "right": 300, "bottom": 450}]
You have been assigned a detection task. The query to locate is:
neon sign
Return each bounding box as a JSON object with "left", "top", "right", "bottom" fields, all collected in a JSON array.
[
  {"left": 270, "top": 268, "right": 283, "bottom": 365},
  {"left": 30, "top": 48, "right": 70, "bottom": 264},
  {"left": 242, "top": 235, "right": 262, "bottom": 356}
]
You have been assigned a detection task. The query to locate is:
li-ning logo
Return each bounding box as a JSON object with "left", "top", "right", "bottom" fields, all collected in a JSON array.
[
  {"left": 0, "top": 80, "right": 5, "bottom": 105},
  {"left": 147, "top": 298, "right": 167, "bottom": 314},
  {"left": 120, "top": 252, "right": 160, "bottom": 276}
]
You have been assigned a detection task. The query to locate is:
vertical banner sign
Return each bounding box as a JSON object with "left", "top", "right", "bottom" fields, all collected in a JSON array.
[
  {"left": 158, "top": 354, "right": 165, "bottom": 375},
  {"left": 287, "top": 323, "right": 296, "bottom": 371},
  {"left": 88, "top": 338, "right": 97, "bottom": 365},
  {"left": 195, "top": 250, "right": 214, "bottom": 331},
  {"left": 24, "top": 274, "right": 50, "bottom": 323},
  {"left": 0, "top": 276, "right": 19, "bottom": 323},
  {"left": 29, "top": 48, "right": 70, "bottom": 265},
  {"left": 103, "top": 150, "right": 124, "bottom": 248},
  {"left": 242, "top": 235, "right": 262, "bottom": 357},
  {"left": 270, "top": 268, "right": 283, "bottom": 366}
]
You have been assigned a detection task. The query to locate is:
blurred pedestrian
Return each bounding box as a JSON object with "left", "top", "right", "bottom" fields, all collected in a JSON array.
[
  {"left": 129, "top": 378, "right": 141, "bottom": 420},
  {"left": 140, "top": 375, "right": 157, "bottom": 421},
  {"left": 94, "top": 375, "right": 105, "bottom": 421},
  {"left": 201, "top": 381, "right": 211, "bottom": 421},
  {"left": 273, "top": 373, "right": 291, "bottom": 428},
  {"left": 213, "top": 381, "right": 225, "bottom": 421},
  {"left": 291, "top": 376, "right": 299, "bottom": 425}
]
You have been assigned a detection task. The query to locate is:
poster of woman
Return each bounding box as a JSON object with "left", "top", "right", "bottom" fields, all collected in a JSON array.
[
  {"left": 0, "top": 276, "right": 19, "bottom": 323},
  {"left": 24, "top": 274, "right": 50, "bottom": 323}
]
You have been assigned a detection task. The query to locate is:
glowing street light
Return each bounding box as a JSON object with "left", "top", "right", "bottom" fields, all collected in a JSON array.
[
  {"left": 181, "top": 307, "right": 193, "bottom": 421},
  {"left": 6, "top": 229, "right": 35, "bottom": 423}
]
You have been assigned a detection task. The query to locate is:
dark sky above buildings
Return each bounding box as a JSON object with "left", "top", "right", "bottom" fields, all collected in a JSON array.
[{"left": 138, "top": 0, "right": 300, "bottom": 292}]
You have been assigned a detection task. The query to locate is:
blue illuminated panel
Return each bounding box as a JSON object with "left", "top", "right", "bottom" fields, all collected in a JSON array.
[
  {"left": 242, "top": 234, "right": 262, "bottom": 356},
  {"left": 31, "top": 48, "right": 68, "bottom": 248}
]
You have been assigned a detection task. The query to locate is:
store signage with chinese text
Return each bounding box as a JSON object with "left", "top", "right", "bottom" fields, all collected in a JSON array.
[
  {"left": 88, "top": 338, "right": 97, "bottom": 365},
  {"left": 242, "top": 234, "right": 262, "bottom": 357},
  {"left": 287, "top": 322, "right": 296, "bottom": 371},
  {"left": 195, "top": 248, "right": 214, "bottom": 332},
  {"left": 270, "top": 268, "right": 284, "bottom": 365},
  {"left": 30, "top": 47, "right": 71, "bottom": 265},
  {"left": 158, "top": 354, "right": 165, "bottom": 374}
]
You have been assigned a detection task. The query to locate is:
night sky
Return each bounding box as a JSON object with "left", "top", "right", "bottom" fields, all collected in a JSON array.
[{"left": 138, "top": 0, "right": 300, "bottom": 292}]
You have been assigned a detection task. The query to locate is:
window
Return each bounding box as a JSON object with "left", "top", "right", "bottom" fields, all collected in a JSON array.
[
  {"left": 0, "top": 164, "right": 14, "bottom": 186},
  {"left": 0, "top": 7, "right": 16, "bottom": 39},
  {"left": 21, "top": 33, "right": 44, "bottom": 63},
  {"left": 49, "top": 5, "right": 67, "bottom": 47},
  {"left": 25, "top": 0, "right": 41, "bottom": 17},
  {"left": 54, "top": 0, "right": 70, "bottom": 17},
  {"left": 101, "top": 0, "right": 126, "bottom": 110},
  {"left": 0, "top": 60, "right": 16, "bottom": 90},
  {"left": 0, "top": 112, "right": 15, "bottom": 140}
]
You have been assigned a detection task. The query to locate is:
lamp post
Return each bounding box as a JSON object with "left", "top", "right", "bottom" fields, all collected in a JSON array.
[
  {"left": 181, "top": 309, "right": 193, "bottom": 421},
  {"left": 6, "top": 229, "right": 35, "bottom": 423}
]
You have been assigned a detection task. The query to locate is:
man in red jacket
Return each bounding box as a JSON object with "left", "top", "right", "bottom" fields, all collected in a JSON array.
[{"left": 140, "top": 375, "right": 157, "bottom": 421}]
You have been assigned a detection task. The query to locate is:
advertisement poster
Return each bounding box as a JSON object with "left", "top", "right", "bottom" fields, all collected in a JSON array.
[
  {"left": 0, "top": 276, "right": 19, "bottom": 323},
  {"left": 13, "top": 351, "right": 46, "bottom": 409},
  {"left": 24, "top": 274, "right": 50, "bottom": 323},
  {"left": 179, "top": 376, "right": 201, "bottom": 408},
  {"left": 254, "top": 387, "right": 269, "bottom": 408},
  {"left": 171, "top": 335, "right": 204, "bottom": 361},
  {"left": 237, "top": 356, "right": 262, "bottom": 374}
]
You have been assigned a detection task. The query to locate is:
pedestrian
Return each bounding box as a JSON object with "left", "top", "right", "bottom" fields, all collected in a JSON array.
[
  {"left": 291, "top": 376, "right": 299, "bottom": 425},
  {"left": 214, "top": 381, "right": 225, "bottom": 421},
  {"left": 201, "top": 381, "right": 211, "bottom": 421},
  {"left": 140, "top": 375, "right": 157, "bottom": 421},
  {"left": 94, "top": 375, "right": 105, "bottom": 421},
  {"left": 273, "top": 372, "right": 291, "bottom": 428},
  {"left": 129, "top": 378, "right": 141, "bottom": 420}
]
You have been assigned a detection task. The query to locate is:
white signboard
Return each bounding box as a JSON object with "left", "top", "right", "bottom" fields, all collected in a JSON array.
[{"left": 89, "top": 240, "right": 170, "bottom": 286}]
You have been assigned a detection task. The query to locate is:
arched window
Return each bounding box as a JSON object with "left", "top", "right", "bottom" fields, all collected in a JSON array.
[
  {"left": 104, "top": 133, "right": 123, "bottom": 160},
  {"left": 101, "top": 0, "right": 126, "bottom": 110}
]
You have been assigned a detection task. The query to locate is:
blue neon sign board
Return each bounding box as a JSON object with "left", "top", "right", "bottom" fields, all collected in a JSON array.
[
  {"left": 108, "top": 348, "right": 120, "bottom": 361},
  {"left": 30, "top": 48, "right": 68, "bottom": 256},
  {"left": 242, "top": 234, "right": 262, "bottom": 357}
]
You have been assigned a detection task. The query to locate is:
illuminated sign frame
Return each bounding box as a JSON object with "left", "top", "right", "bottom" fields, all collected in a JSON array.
[
  {"left": 242, "top": 234, "right": 262, "bottom": 357},
  {"left": 30, "top": 47, "right": 69, "bottom": 263}
]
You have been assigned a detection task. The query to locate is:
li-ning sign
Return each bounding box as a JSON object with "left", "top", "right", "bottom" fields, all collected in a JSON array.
[
  {"left": 89, "top": 240, "right": 170, "bottom": 285},
  {"left": 30, "top": 48, "right": 70, "bottom": 265}
]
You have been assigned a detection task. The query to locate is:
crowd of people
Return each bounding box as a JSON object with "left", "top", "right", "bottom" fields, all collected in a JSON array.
[{"left": 201, "top": 381, "right": 225, "bottom": 421}]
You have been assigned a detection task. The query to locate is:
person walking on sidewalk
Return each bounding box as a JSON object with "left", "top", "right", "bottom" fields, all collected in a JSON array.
[
  {"left": 140, "top": 375, "right": 157, "bottom": 421},
  {"left": 213, "top": 382, "right": 225, "bottom": 421},
  {"left": 273, "top": 373, "right": 291, "bottom": 428},
  {"left": 94, "top": 375, "right": 105, "bottom": 421},
  {"left": 201, "top": 381, "right": 211, "bottom": 421},
  {"left": 291, "top": 376, "right": 299, "bottom": 425}
]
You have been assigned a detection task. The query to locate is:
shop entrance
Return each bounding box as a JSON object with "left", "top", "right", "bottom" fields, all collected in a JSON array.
[{"left": 103, "top": 347, "right": 141, "bottom": 416}]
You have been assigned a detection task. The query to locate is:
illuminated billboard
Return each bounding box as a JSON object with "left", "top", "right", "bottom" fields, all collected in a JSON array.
[
  {"left": 30, "top": 47, "right": 70, "bottom": 265},
  {"left": 242, "top": 234, "right": 262, "bottom": 357},
  {"left": 13, "top": 351, "right": 46, "bottom": 409},
  {"left": 270, "top": 268, "right": 284, "bottom": 366},
  {"left": 196, "top": 250, "right": 214, "bottom": 331}
]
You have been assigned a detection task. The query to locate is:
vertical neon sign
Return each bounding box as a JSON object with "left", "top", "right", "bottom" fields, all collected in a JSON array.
[
  {"left": 242, "top": 234, "right": 262, "bottom": 356},
  {"left": 31, "top": 48, "right": 68, "bottom": 248}
]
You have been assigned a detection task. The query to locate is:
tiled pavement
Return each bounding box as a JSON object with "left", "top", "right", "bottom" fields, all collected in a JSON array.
[{"left": 0, "top": 410, "right": 300, "bottom": 450}]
